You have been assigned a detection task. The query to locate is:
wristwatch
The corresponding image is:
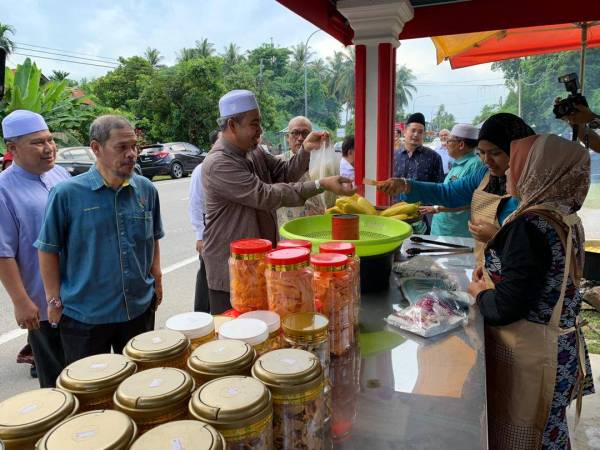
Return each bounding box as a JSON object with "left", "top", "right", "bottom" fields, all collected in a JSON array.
[
  {"left": 47, "top": 296, "right": 62, "bottom": 309},
  {"left": 315, "top": 179, "right": 324, "bottom": 193}
]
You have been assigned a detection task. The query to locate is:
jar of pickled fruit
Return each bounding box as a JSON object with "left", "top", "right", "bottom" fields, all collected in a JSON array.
[
  {"left": 319, "top": 242, "right": 360, "bottom": 329},
  {"left": 311, "top": 253, "right": 354, "bottom": 356},
  {"left": 252, "top": 349, "right": 326, "bottom": 450},
  {"left": 56, "top": 353, "right": 137, "bottom": 411},
  {"left": 229, "top": 238, "right": 272, "bottom": 312},
  {"left": 166, "top": 312, "right": 215, "bottom": 350},
  {"left": 189, "top": 376, "right": 273, "bottom": 450},
  {"left": 218, "top": 318, "right": 269, "bottom": 356},
  {"left": 123, "top": 329, "right": 190, "bottom": 371},
  {"left": 129, "top": 420, "right": 225, "bottom": 450},
  {"left": 238, "top": 310, "right": 282, "bottom": 352},
  {"left": 265, "top": 248, "right": 314, "bottom": 318},
  {"left": 276, "top": 239, "right": 312, "bottom": 252},
  {"left": 187, "top": 339, "right": 256, "bottom": 385}
]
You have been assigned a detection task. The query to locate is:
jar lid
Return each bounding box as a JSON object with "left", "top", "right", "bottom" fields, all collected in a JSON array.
[
  {"left": 166, "top": 312, "right": 215, "bottom": 340},
  {"left": 213, "top": 315, "right": 234, "bottom": 335},
  {"left": 113, "top": 367, "right": 194, "bottom": 418},
  {"left": 35, "top": 410, "right": 136, "bottom": 450},
  {"left": 311, "top": 253, "right": 348, "bottom": 269},
  {"left": 0, "top": 388, "right": 78, "bottom": 440},
  {"left": 319, "top": 242, "right": 356, "bottom": 256},
  {"left": 129, "top": 420, "right": 225, "bottom": 450},
  {"left": 188, "top": 340, "right": 256, "bottom": 378},
  {"left": 123, "top": 329, "right": 189, "bottom": 362},
  {"left": 251, "top": 349, "right": 323, "bottom": 395},
  {"left": 281, "top": 312, "right": 329, "bottom": 338},
  {"left": 218, "top": 318, "right": 268, "bottom": 346},
  {"left": 230, "top": 238, "right": 272, "bottom": 255},
  {"left": 56, "top": 354, "right": 137, "bottom": 396},
  {"left": 238, "top": 310, "right": 280, "bottom": 334},
  {"left": 277, "top": 240, "right": 312, "bottom": 251},
  {"left": 189, "top": 376, "right": 271, "bottom": 429},
  {"left": 265, "top": 248, "right": 310, "bottom": 266}
]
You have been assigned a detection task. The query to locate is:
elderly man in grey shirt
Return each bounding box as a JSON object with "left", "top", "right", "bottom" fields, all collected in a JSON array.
[{"left": 202, "top": 90, "right": 354, "bottom": 313}]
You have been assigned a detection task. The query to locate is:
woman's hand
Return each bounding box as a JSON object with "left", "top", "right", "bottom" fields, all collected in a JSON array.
[{"left": 468, "top": 219, "right": 499, "bottom": 243}]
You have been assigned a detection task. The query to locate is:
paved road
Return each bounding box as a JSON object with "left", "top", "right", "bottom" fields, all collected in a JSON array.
[{"left": 0, "top": 177, "right": 199, "bottom": 398}]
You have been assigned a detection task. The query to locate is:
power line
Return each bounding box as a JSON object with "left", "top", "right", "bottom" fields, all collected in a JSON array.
[
  {"left": 15, "top": 46, "right": 118, "bottom": 66},
  {"left": 14, "top": 41, "right": 118, "bottom": 63},
  {"left": 12, "top": 53, "right": 119, "bottom": 69}
]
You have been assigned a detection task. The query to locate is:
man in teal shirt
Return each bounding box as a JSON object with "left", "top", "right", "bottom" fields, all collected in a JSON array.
[{"left": 426, "top": 124, "right": 483, "bottom": 237}]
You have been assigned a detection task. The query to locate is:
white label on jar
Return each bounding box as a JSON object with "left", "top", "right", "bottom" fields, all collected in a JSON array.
[
  {"left": 171, "top": 438, "right": 184, "bottom": 450},
  {"left": 74, "top": 429, "right": 96, "bottom": 441},
  {"left": 148, "top": 378, "right": 163, "bottom": 388},
  {"left": 151, "top": 336, "right": 163, "bottom": 344},
  {"left": 90, "top": 363, "right": 108, "bottom": 370},
  {"left": 281, "top": 357, "right": 296, "bottom": 365},
  {"left": 19, "top": 403, "right": 38, "bottom": 415},
  {"left": 225, "top": 387, "right": 239, "bottom": 397}
]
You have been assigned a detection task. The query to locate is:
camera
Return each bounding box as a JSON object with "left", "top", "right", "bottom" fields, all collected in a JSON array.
[{"left": 553, "top": 72, "right": 588, "bottom": 119}]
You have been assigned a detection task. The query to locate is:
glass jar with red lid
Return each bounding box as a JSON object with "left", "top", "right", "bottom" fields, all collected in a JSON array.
[
  {"left": 265, "top": 248, "right": 314, "bottom": 320},
  {"left": 319, "top": 242, "right": 360, "bottom": 329},
  {"left": 276, "top": 239, "right": 313, "bottom": 252},
  {"left": 229, "top": 238, "right": 272, "bottom": 313},
  {"left": 311, "top": 253, "right": 354, "bottom": 356}
]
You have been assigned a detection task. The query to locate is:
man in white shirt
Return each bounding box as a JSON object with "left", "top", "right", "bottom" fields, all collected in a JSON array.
[
  {"left": 188, "top": 130, "right": 219, "bottom": 312},
  {"left": 435, "top": 128, "right": 453, "bottom": 175},
  {"left": 339, "top": 135, "right": 355, "bottom": 183}
]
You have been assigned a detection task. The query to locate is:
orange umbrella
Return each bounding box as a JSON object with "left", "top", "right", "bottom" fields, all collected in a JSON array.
[{"left": 432, "top": 21, "right": 600, "bottom": 90}]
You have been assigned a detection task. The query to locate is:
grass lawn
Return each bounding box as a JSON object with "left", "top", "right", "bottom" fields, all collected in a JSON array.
[{"left": 582, "top": 309, "right": 600, "bottom": 354}]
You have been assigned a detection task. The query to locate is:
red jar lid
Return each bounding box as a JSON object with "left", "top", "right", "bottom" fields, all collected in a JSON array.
[
  {"left": 319, "top": 242, "right": 356, "bottom": 256},
  {"left": 266, "top": 248, "right": 310, "bottom": 265},
  {"left": 230, "top": 238, "right": 273, "bottom": 255},
  {"left": 311, "top": 253, "right": 348, "bottom": 268},
  {"left": 277, "top": 239, "right": 312, "bottom": 251}
]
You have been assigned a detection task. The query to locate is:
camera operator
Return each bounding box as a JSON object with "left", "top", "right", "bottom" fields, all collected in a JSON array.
[{"left": 556, "top": 100, "right": 600, "bottom": 153}]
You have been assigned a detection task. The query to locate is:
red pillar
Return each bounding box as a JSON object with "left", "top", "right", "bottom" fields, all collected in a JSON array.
[
  {"left": 376, "top": 43, "right": 395, "bottom": 206},
  {"left": 354, "top": 45, "right": 367, "bottom": 196}
]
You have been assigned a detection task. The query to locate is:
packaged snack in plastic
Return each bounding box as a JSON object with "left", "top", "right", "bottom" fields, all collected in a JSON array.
[
  {"left": 229, "top": 238, "right": 273, "bottom": 312},
  {"left": 386, "top": 289, "right": 472, "bottom": 338}
]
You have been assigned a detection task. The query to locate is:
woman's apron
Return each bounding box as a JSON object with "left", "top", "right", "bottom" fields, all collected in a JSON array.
[{"left": 485, "top": 208, "right": 587, "bottom": 450}]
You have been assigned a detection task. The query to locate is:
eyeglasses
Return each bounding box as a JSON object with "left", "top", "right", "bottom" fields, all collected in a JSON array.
[
  {"left": 289, "top": 129, "right": 310, "bottom": 138},
  {"left": 446, "top": 138, "right": 462, "bottom": 144}
]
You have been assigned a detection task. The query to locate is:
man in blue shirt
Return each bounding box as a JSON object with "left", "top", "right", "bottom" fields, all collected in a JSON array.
[
  {"left": 36, "top": 115, "right": 164, "bottom": 363},
  {"left": 0, "top": 110, "right": 70, "bottom": 387}
]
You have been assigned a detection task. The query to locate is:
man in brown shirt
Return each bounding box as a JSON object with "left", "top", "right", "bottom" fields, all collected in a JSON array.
[{"left": 202, "top": 90, "right": 354, "bottom": 313}]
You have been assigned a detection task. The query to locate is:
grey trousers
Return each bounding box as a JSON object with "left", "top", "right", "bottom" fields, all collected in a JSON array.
[{"left": 28, "top": 321, "right": 66, "bottom": 388}]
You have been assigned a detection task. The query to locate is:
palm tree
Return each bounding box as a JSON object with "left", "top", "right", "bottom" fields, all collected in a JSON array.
[
  {"left": 395, "top": 65, "right": 417, "bottom": 112},
  {"left": 195, "top": 38, "right": 215, "bottom": 58},
  {"left": 223, "top": 43, "right": 243, "bottom": 67},
  {"left": 177, "top": 47, "right": 198, "bottom": 63},
  {"left": 326, "top": 51, "right": 347, "bottom": 102},
  {"left": 311, "top": 58, "right": 327, "bottom": 82},
  {"left": 290, "top": 43, "right": 313, "bottom": 71},
  {"left": 49, "top": 70, "right": 70, "bottom": 81},
  {"left": 144, "top": 47, "right": 162, "bottom": 67},
  {"left": 335, "top": 48, "right": 355, "bottom": 116},
  {"left": 0, "top": 23, "right": 16, "bottom": 54}
]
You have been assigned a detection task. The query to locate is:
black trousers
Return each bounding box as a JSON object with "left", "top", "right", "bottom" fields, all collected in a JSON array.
[
  {"left": 194, "top": 254, "right": 210, "bottom": 313},
  {"left": 59, "top": 307, "right": 155, "bottom": 365},
  {"left": 28, "top": 321, "right": 66, "bottom": 388},
  {"left": 208, "top": 289, "right": 231, "bottom": 315}
]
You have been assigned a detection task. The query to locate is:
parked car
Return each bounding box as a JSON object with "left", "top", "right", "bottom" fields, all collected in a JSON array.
[
  {"left": 55, "top": 147, "right": 142, "bottom": 177},
  {"left": 137, "top": 142, "right": 208, "bottom": 179}
]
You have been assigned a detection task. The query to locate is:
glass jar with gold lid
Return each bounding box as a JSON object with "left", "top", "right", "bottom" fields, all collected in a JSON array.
[
  {"left": 166, "top": 312, "right": 215, "bottom": 350},
  {"left": 0, "top": 388, "right": 79, "bottom": 450},
  {"left": 189, "top": 375, "right": 273, "bottom": 449},
  {"left": 113, "top": 367, "right": 195, "bottom": 434},
  {"left": 252, "top": 348, "right": 326, "bottom": 450},
  {"left": 56, "top": 353, "right": 137, "bottom": 411},
  {"left": 218, "top": 318, "right": 270, "bottom": 356},
  {"left": 129, "top": 420, "right": 225, "bottom": 450},
  {"left": 123, "top": 329, "right": 190, "bottom": 371},
  {"left": 187, "top": 339, "right": 256, "bottom": 385},
  {"left": 238, "top": 310, "right": 282, "bottom": 352},
  {"left": 35, "top": 410, "right": 136, "bottom": 450}
]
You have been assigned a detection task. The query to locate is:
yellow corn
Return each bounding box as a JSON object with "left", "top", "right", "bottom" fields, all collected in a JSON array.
[{"left": 381, "top": 202, "right": 419, "bottom": 217}]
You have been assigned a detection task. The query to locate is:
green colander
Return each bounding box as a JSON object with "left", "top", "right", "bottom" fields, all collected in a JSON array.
[{"left": 279, "top": 214, "right": 412, "bottom": 257}]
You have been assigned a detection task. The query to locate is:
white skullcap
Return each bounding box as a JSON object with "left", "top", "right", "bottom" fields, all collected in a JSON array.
[
  {"left": 450, "top": 123, "right": 479, "bottom": 140},
  {"left": 2, "top": 110, "right": 49, "bottom": 139},
  {"left": 219, "top": 90, "right": 259, "bottom": 117}
]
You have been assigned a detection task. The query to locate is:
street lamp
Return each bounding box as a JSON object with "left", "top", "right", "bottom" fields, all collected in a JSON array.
[{"left": 304, "top": 29, "right": 321, "bottom": 118}]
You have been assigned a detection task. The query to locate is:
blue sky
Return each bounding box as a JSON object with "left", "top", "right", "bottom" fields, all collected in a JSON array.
[{"left": 2, "top": 0, "right": 508, "bottom": 123}]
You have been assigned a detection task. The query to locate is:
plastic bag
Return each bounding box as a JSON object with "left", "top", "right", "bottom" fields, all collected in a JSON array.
[
  {"left": 309, "top": 141, "right": 339, "bottom": 209},
  {"left": 385, "top": 289, "right": 472, "bottom": 338}
]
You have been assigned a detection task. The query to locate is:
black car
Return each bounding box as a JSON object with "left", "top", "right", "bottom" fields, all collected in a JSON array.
[
  {"left": 137, "top": 142, "right": 207, "bottom": 179},
  {"left": 55, "top": 147, "right": 142, "bottom": 177}
]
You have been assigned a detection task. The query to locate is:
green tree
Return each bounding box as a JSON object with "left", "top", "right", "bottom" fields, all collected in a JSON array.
[
  {"left": 49, "top": 70, "right": 70, "bottom": 81},
  {"left": 290, "top": 43, "right": 313, "bottom": 71},
  {"left": 92, "top": 56, "right": 154, "bottom": 109},
  {"left": 431, "top": 104, "right": 455, "bottom": 131},
  {"left": 0, "top": 23, "right": 15, "bottom": 54},
  {"left": 195, "top": 38, "right": 215, "bottom": 58},
  {"left": 144, "top": 47, "right": 162, "bottom": 67},
  {"left": 247, "top": 44, "right": 291, "bottom": 79},
  {"left": 223, "top": 43, "right": 243, "bottom": 67},
  {"left": 177, "top": 47, "right": 198, "bottom": 63},
  {"left": 396, "top": 65, "right": 417, "bottom": 120}
]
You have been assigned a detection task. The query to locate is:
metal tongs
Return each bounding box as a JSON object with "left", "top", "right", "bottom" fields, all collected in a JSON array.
[{"left": 406, "top": 236, "right": 473, "bottom": 256}]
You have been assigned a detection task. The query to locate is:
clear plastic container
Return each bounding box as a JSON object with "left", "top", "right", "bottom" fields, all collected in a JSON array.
[
  {"left": 187, "top": 339, "right": 256, "bottom": 385},
  {"left": 311, "top": 253, "right": 354, "bottom": 356},
  {"left": 122, "top": 330, "right": 190, "bottom": 371},
  {"left": 330, "top": 345, "right": 360, "bottom": 442},
  {"left": 213, "top": 315, "right": 234, "bottom": 336},
  {"left": 252, "top": 349, "right": 326, "bottom": 450},
  {"left": 218, "top": 318, "right": 270, "bottom": 356},
  {"left": 189, "top": 376, "right": 273, "bottom": 450},
  {"left": 320, "top": 242, "right": 361, "bottom": 329},
  {"left": 238, "top": 310, "right": 282, "bottom": 352},
  {"left": 276, "top": 239, "right": 313, "bottom": 252},
  {"left": 265, "top": 248, "right": 314, "bottom": 319},
  {"left": 165, "top": 312, "right": 215, "bottom": 350},
  {"left": 229, "top": 239, "right": 272, "bottom": 313},
  {"left": 129, "top": 420, "right": 226, "bottom": 450}
]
